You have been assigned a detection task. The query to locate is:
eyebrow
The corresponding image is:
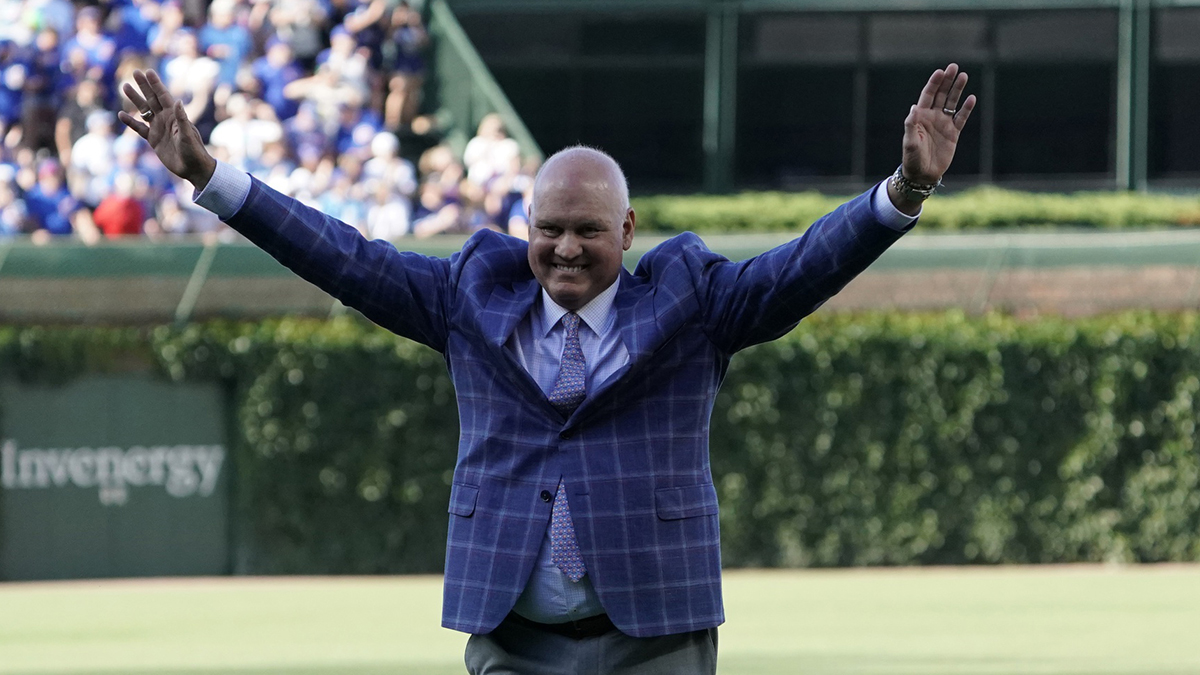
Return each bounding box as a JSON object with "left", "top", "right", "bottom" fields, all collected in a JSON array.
[{"left": 534, "top": 218, "right": 609, "bottom": 229}]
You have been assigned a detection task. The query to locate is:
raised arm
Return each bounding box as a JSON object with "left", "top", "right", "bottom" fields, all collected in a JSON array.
[
  {"left": 118, "top": 69, "right": 453, "bottom": 351},
  {"left": 699, "top": 63, "right": 977, "bottom": 352}
]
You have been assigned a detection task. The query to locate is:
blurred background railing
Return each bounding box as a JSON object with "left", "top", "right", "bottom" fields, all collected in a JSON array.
[
  {"left": 425, "top": 0, "right": 542, "bottom": 161},
  {"left": 7, "top": 228, "right": 1200, "bottom": 323}
]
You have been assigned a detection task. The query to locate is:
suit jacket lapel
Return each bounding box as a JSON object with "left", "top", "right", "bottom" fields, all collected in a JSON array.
[
  {"left": 480, "top": 270, "right": 658, "bottom": 425},
  {"left": 480, "top": 278, "right": 554, "bottom": 410},
  {"left": 481, "top": 277, "right": 540, "bottom": 348},
  {"left": 613, "top": 270, "right": 655, "bottom": 366},
  {"left": 567, "top": 270, "right": 653, "bottom": 424}
]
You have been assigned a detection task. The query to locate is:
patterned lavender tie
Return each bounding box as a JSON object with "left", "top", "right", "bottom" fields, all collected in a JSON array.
[
  {"left": 547, "top": 313, "right": 587, "bottom": 415},
  {"left": 547, "top": 312, "right": 587, "bottom": 582}
]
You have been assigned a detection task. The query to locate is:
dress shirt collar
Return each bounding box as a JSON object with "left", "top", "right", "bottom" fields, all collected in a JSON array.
[{"left": 537, "top": 278, "right": 620, "bottom": 338}]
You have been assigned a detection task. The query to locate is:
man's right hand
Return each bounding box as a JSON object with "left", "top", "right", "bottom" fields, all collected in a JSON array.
[{"left": 117, "top": 69, "right": 217, "bottom": 191}]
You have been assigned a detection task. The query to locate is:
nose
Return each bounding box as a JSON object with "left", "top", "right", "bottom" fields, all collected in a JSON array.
[{"left": 554, "top": 233, "right": 582, "bottom": 260}]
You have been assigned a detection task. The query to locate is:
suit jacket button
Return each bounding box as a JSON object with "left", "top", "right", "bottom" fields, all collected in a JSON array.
[
  {"left": 560, "top": 430, "right": 573, "bottom": 440},
  {"left": 540, "top": 490, "right": 553, "bottom": 502}
]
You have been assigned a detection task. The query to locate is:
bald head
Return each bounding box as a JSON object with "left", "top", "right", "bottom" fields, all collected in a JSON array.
[{"left": 532, "top": 146, "right": 629, "bottom": 220}]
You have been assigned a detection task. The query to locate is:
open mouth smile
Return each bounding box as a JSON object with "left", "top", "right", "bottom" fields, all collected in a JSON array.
[{"left": 554, "top": 264, "right": 585, "bottom": 273}]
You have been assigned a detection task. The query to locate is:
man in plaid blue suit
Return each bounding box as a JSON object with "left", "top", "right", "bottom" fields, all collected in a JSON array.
[{"left": 122, "top": 63, "right": 975, "bottom": 674}]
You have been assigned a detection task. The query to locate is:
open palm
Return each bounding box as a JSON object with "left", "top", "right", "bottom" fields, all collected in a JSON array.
[
  {"left": 117, "top": 70, "right": 215, "bottom": 188},
  {"left": 902, "top": 63, "right": 976, "bottom": 185}
]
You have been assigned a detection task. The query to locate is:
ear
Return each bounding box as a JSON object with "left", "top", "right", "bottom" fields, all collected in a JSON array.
[{"left": 621, "top": 208, "right": 636, "bottom": 251}]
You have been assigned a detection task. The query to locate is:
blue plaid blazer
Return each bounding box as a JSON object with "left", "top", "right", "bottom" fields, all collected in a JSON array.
[{"left": 227, "top": 178, "right": 905, "bottom": 637}]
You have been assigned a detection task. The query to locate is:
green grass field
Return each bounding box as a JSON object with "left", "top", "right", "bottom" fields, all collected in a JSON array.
[{"left": 2, "top": 565, "right": 1198, "bottom": 675}]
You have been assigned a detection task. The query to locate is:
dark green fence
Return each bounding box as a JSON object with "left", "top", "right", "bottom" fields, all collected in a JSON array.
[
  {"left": 8, "top": 226, "right": 1200, "bottom": 322},
  {"left": 0, "top": 375, "right": 229, "bottom": 580}
]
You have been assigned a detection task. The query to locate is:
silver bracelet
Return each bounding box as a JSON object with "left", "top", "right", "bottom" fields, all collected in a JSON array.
[{"left": 889, "top": 165, "right": 941, "bottom": 201}]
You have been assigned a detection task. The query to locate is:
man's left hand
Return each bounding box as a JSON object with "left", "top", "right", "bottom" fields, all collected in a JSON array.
[{"left": 902, "top": 63, "right": 976, "bottom": 186}]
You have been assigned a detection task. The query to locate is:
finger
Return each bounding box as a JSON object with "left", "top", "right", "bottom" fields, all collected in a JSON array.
[
  {"left": 932, "top": 63, "right": 959, "bottom": 111},
  {"left": 122, "top": 81, "right": 151, "bottom": 114},
  {"left": 145, "top": 69, "right": 176, "bottom": 113},
  {"left": 117, "top": 110, "right": 150, "bottom": 139},
  {"left": 172, "top": 99, "right": 197, "bottom": 138},
  {"left": 171, "top": 99, "right": 207, "bottom": 156},
  {"left": 916, "top": 69, "right": 944, "bottom": 109},
  {"left": 904, "top": 104, "right": 925, "bottom": 134},
  {"left": 132, "top": 70, "right": 162, "bottom": 113},
  {"left": 943, "top": 71, "right": 969, "bottom": 113},
  {"left": 953, "top": 94, "right": 978, "bottom": 131}
]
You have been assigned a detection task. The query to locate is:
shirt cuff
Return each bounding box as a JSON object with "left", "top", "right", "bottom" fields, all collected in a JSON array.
[
  {"left": 192, "top": 160, "right": 252, "bottom": 220},
  {"left": 871, "top": 180, "right": 920, "bottom": 232}
]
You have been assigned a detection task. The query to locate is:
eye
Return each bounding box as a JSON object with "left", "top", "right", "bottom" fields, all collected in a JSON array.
[{"left": 538, "top": 225, "right": 561, "bottom": 237}]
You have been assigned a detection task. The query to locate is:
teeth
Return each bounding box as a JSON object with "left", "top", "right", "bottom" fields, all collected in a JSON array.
[{"left": 555, "top": 265, "right": 583, "bottom": 273}]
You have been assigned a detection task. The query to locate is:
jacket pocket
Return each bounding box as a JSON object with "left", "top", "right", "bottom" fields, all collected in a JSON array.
[
  {"left": 448, "top": 483, "right": 479, "bottom": 517},
  {"left": 655, "top": 483, "right": 719, "bottom": 521}
]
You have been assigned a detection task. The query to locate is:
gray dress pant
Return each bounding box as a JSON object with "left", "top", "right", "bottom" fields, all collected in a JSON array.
[{"left": 465, "top": 614, "right": 718, "bottom": 675}]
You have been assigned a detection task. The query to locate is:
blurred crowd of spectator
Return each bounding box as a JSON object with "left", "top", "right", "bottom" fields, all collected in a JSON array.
[{"left": 0, "top": 0, "right": 537, "bottom": 244}]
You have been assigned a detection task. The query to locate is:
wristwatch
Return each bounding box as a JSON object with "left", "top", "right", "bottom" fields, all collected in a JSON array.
[{"left": 889, "top": 165, "right": 941, "bottom": 202}]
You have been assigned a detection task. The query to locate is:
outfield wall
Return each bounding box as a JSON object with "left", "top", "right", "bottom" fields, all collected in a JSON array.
[
  {"left": 0, "top": 377, "right": 229, "bottom": 580},
  {"left": 2, "top": 314, "right": 1198, "bottom": 580},
  {"left": 8, "top": 229, "right": 1200, "bottom": 323}
]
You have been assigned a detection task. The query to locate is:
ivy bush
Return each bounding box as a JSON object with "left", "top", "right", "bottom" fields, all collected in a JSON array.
[
  {"left": 631, "top": 187, "right": 1200, "bottom": 233},
  {"left": 2, "top": 312, "right": 1198, "bottom": 573},
  {"left": 711, "top": 312, "right": 1200, "bottom": 567}
]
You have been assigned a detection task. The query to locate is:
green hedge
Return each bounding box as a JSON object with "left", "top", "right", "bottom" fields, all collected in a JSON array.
[
  {"left": 631, "top": 186, "right": 1200, "bottom": 233},
  {"left": 711, "top": 312, "right": 1200, "bottom": 566},
  {"left": 3, "top": 312, "right": 1199, "bottom": 572}
]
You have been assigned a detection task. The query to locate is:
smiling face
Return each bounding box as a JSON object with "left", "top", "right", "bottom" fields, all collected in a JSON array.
[{"left": 528, "top": 148, "right": 635, "bottom": 311}]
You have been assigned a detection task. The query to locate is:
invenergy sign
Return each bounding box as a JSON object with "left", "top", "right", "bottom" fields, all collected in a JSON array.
[
  {"left": 0, "top": 376, "right": 231, "bottom": 580},
  {"left": 1, "top": 440, "right": 225, "bottom": 506}
]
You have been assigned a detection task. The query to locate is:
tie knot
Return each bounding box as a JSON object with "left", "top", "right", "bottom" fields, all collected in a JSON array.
[{"left": 562, "top": 312, "right": 581, "bottom": 335}]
